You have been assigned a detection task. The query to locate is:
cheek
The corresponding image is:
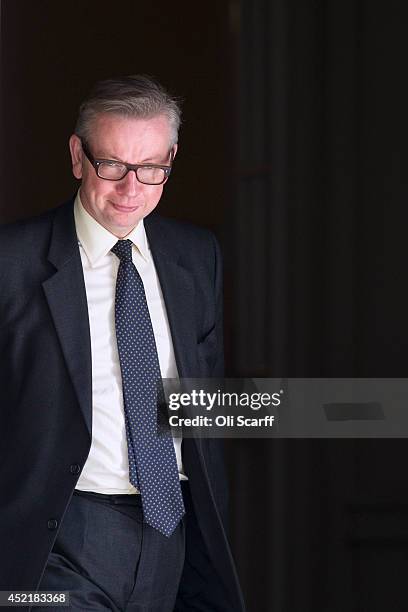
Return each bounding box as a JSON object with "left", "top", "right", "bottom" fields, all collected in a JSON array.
[
  {"left": 84, "top": 176, "right": 114, "bottom": 201},
  {"left": 147, "top": 186, "right": 164, "bottom": 205}
]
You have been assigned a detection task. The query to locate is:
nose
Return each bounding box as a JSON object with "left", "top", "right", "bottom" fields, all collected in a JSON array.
[{"left": 117, "top": 169, "right": 142, "bottom": 196}]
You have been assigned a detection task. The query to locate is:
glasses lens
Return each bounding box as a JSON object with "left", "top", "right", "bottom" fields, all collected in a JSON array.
[
  {"left": 137, "top": 167, "right": 166, "bottom": 185},
  {"left": 98, "top": 162, "right": 127, "bottom": 180}
]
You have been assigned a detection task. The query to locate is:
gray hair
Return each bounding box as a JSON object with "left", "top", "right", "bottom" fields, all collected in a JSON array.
[{"left": 74, "top": 75, "right": 182, "bottom": 147}]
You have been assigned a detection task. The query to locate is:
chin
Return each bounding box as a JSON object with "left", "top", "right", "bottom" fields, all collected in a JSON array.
[
  {"left": 111, "top": 223, "right": 139, "bottom": 237},
  {"left": 109, "top": 213, "right": 142, "bottom": 230}
]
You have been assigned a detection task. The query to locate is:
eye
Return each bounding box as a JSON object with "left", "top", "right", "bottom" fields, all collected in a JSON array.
[
  {"left": 97, "top": 161, "right": 127, "bottom": 180},
  {"left": 103, "top": 161, "right": 123, "bottom": 168}
]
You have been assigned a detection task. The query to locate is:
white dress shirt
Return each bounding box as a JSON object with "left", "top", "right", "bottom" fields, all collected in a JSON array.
[{"left": 73, "top": 192, "right": 186, "bottom": 494}]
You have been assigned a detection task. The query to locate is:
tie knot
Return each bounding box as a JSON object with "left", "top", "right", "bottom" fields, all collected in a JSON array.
[{"left": 111, "top": 239, "right": 133, "bottom": 262}]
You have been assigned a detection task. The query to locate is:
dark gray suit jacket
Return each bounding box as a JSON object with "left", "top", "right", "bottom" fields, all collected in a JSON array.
[{"left": 0, "top": 199, "right": 246, "bottom": 611}]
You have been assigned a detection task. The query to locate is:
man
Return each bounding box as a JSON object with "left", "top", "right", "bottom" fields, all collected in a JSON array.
[{"left": 0, "top": 76, "right": 245, "bottom": 611}]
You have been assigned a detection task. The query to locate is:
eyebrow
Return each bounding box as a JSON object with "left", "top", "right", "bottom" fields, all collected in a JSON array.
[{"left": 95, "top": 152, "right": 170, "bottom": 165}]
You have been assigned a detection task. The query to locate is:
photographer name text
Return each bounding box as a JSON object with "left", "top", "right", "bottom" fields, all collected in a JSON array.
[{"left": 168, "top": 414, "right": 275, "bottom": 428}]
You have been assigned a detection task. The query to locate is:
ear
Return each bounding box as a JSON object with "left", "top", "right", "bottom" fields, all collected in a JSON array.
[
  {"left": 69, "top": 134, "right": 84, "bottom": 180},
  {"left": 171, "top": 143, "right": 178, "bottom": 161}
]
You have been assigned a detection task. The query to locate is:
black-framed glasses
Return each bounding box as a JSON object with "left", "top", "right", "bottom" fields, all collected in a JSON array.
[{"left": 81, "top": 141, "right": 173, "bottom": 185}]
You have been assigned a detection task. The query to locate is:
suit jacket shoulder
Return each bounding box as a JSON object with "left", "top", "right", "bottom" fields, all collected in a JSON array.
[{"left": 145, "top": 212, "right": 222, "bottom": 277}]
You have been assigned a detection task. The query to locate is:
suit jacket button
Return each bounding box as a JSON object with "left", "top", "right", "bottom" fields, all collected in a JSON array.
[
  {"left": 47, "top": 519, "right": 58, "bottom": 530},
  {"left": 70, "top": 464, "right": 81, "bottom": 475}
]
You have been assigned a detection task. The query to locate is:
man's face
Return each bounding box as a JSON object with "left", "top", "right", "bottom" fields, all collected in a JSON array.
[{"left": 69, "top": 113, "right": 175, "bottom": 237}]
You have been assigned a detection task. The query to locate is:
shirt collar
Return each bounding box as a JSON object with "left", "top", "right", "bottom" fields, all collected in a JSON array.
[{"left": 74, "top": 191, "right": 150, "bottom": 266}]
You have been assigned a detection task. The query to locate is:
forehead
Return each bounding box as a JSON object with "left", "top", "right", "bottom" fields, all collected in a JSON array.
[{"left": 88, "top": 113, "right": 172, "bottom": 160}]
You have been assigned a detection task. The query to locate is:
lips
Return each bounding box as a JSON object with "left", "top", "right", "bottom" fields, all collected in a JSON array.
[{"left": 111, "top": 202, "right": 141, "bottom": 213}]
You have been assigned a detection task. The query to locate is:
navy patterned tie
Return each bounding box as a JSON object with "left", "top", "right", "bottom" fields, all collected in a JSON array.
[{"left": 111, "top": 239, "right": 185, "bottom": 537}]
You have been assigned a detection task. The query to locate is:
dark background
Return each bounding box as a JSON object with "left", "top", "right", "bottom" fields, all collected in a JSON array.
[{"left": 2, "top": 1, "right": 408, "bottom": 610}]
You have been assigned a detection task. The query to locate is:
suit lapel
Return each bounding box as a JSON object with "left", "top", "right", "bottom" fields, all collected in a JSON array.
[
  {"left": 42, "top": 201, "right": 92, "bottom": 438},
  {"left": 145, "top": 216, "right": 198, "bottom": 378},
  {"left": 145, "top": 216, "right": 212, "bottom": 496}
]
